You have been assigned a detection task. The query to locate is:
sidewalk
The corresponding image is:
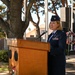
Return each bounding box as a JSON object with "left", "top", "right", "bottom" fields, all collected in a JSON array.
[
  {"left": 66, "top": 55, "right": 75, "bottom": 75},
  {"left": 0, "top": 72, "right": 9, "bottom": 75}
]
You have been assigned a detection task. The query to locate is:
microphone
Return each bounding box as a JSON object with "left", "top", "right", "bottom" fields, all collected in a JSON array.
[{"left": 37, "top": 31, "right": 48, "bottom": 39}]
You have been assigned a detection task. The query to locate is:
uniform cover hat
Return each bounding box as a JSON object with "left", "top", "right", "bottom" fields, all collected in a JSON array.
[{"left": 51, "top": 15, "right": 60, "bottom": 21}]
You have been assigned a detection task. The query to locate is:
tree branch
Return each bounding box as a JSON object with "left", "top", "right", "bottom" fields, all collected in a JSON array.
[
  {"left": 30, "top": 2, "right": 40, "bottom": 27},
  {"left": 23, "top": 0, "right": 35, "bottom": 31},
  {"left": 51, "top": 0, "right": 58, "bottom": 15}
]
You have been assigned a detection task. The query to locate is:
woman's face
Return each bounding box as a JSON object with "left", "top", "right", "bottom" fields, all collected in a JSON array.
[{"left": 49, "top": 21, "right": 59, "bottom": 30}]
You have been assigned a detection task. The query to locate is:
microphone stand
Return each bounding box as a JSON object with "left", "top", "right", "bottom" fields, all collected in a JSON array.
[{"left": 36, "top": 31, "right": 48, "bottom": 41}]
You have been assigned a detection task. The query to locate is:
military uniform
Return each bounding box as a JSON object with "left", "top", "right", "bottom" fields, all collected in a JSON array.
[
  {"left": 47, "top": 30, "right": 67, "bottom": 75},
  {"left": 47, "top": 15, "right": 67, "bottom": 75}
]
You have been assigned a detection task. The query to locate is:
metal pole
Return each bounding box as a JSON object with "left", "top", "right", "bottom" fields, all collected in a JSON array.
[
  {"left": 45, "top": 0, "right": 48, "bottom": 42},
  {"left": 71, "top": 0, "right": 73, "bottom": 32},
  {"left": 70, "top": 0, "right": 73, "bottom": 51},
  {"left": 23, "top": 0, "right": 26, "bottom": 39}
]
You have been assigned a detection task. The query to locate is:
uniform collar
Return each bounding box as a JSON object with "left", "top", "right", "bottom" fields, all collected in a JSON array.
[{"left": 52, "top": 30, "right": 57, "bottom": 34}]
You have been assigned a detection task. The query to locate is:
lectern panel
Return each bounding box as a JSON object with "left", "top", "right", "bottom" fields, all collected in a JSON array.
[{"left": 7, "top": 39, "right": 50, "bottom": 75}]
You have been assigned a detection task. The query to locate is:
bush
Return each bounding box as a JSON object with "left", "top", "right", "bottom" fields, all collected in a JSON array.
[{"left": 0, "top": 50, "right": 8, "bottom": 62}]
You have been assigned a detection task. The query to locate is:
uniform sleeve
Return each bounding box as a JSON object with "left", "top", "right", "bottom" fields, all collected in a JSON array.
[{"left": 50, "top": 32, "right": 67, "bottom": 56}]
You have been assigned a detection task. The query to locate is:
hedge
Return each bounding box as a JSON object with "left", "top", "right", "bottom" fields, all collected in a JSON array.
[{"left": 0, "top": 50, "right": 8, "bottom": 62}]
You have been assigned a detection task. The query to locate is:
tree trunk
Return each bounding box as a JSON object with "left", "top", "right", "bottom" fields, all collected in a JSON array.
[
  {"left": 0, "top": 0, "right": 34, "bottom": 39},
  {"left": 36, "top": 24, "right": 41, "bottom": 41},
  {"left": 9, "top": 0, "right": 24, "bottom": 38}
]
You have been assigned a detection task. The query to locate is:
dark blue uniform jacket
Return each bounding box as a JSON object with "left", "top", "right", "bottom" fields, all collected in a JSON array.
[{"left": 47, "top": 30, "right": 67, "bottom": 75}]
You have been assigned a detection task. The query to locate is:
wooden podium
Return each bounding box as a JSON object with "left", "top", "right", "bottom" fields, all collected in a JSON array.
[{"left": 7, "top": 39, "right": 50, "bottom": 75}]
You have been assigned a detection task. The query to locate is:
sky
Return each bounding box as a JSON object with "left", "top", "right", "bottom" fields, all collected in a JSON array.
[{"left": 0, "top": 0, "right": 3, "bottom": 5}]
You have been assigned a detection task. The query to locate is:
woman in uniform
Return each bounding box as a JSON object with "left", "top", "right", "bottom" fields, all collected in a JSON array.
[{"left": 47, "top": 15, "right": 67, "bottom": 75}]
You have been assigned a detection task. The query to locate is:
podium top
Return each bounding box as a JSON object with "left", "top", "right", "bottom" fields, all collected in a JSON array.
[{"left": 7, "top": 39, "right": 50, "bottom": 52}]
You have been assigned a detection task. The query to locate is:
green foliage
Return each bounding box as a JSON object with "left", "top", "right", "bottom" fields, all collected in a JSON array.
[
  {"left": 0, "top": 3, "right": 7, "bottom": 19},
  {"left": 0, "top": 27, "right": 6, "bottom": 38},
  {"left": 31, "top": 0, "right": 62, "bottom": 15},
  {"left": 0, "top": 32, "right": 6, "bottom": 38},
  {"left": 0, "top": 5, "right": 6, "bottom": 10},
  {"left": 0, "top": 50, "right": 8, "bottom": 62}
]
